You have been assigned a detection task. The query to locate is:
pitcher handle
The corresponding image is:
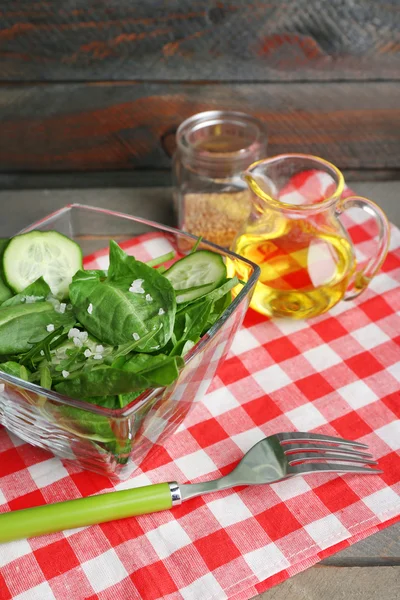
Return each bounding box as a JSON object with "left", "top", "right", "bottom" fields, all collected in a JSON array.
[{"left": 336, "top": 196, "right": 391, "bottom": 301}]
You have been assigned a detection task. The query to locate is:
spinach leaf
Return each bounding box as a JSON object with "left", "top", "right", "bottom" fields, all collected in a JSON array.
[
  {"left": 123, "top": 353, "right": 184, "bottom": 387},
  {"left": 19, "top": 325, "right": 65, "bottom": 368},
  {"left": 170, "top": 299, "right": 213, "bottom": 356},
  {"left": 118, "top": 389, "right": 144, "bottom": 408},
  {"left": 69, "top": 241, "right": 176, "bottom": 352},
  {"left": 0, "top": 302, "right": 75, "bottom": 355},
  {"left": 55, "top": 351, "right": 183, "bottom": 398},
  {"left": 1, "top": 277, "right": 51, "bottom": 308},
  {"left": 0, "top": 361, "right": 30, "bottom": 381},
  {"left": 39, "top": 362, "right": 52, "bottom": 390},
  {"left": 55, "top": 365, "right": 151, "bottom": 398},
  {"left": 55, "top": 401, "right": 118, "bottom": 442},
  {"left": 204, "top": 290, "right": 233, "bottom": 330},
  {"left": 169, "top": 278, "right": 237, "bottom": 356},
  {"left": 177, "top": 277, "right": 239, "bottom": 313}
]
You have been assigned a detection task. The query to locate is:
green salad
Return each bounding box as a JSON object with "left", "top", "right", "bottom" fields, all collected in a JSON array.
[{"left": 0, "top": 231, "right": 238, "bottom": 427}]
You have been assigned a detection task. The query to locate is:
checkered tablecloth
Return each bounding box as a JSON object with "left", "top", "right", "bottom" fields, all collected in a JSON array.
[{"left": 0, "top": 182, "right": 399, "bottom": 600}]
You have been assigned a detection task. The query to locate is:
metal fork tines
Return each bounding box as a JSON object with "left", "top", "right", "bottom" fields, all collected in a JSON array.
[
  {"left": 277, "top": 431, "right": 369, "bottom": 448},
  {"left": 277, "top": 431, "right": 382, "bottom": 475}
]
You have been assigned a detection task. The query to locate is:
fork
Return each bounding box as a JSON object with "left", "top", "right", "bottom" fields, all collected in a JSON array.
[{"left": 0, "top": 432, "right": 381, "bottom": 543}]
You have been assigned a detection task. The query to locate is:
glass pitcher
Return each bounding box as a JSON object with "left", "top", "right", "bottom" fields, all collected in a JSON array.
[{"left": 230, "top": 154, "right": 390, "bottom": 319}]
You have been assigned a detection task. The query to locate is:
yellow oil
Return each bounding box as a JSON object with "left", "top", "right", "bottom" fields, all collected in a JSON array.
[{"left": 229, "top": 220, "right": 355, "bottom": 319}]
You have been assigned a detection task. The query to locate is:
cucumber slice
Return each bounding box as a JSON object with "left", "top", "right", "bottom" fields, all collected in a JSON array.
[
  {"left": 164, "top": 250, "right": 226, "bottom": 304},
  {"left": 0, "top": 239, "right": 12, "bottom": 302},
  {"left": 3, "top": 231, "right": 83, "bottom": 300}
]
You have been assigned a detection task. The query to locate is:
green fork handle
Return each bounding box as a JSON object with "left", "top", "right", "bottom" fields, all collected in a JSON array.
[{"left": 0, "top": 482, "right": 175, "bottom": 543}]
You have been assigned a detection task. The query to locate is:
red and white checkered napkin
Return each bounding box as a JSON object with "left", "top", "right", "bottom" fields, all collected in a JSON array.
[{"left": 1, "top": 183, "right": 400, "bottom": 600}]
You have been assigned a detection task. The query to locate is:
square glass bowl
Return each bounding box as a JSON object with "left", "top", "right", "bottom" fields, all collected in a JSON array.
[{"left": 0, "top": 205, "right": 259, "bottom": 479}]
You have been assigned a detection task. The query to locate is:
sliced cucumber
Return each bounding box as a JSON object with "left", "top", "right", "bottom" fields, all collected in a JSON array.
[
  {"left": 3, "top": 231, "right": 83, "bottom": 300},
  {"left": 164, "top": 250, "right": 226, "bottom": 304},
  {"left": 0, "top": 239, "right": 12, "bottom": 303}
]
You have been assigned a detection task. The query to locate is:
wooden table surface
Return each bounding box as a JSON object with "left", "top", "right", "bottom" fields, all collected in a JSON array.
[{"left": 0, "top": 182, "right": 399, "bottom": 600}]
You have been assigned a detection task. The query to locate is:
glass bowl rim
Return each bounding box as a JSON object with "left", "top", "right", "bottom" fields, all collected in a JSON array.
[{"left": 0, "top": 203, "right": 260, "bottom": 419}]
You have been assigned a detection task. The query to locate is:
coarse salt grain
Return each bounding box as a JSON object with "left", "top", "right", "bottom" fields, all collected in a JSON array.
[
  {"left": 93, "top": 354, "right": 103, "bottom": 360},
  {"left": 145, "top": 294, "right": 153, "bottom": 302},
  {"left": 96, "top": 345, "right": 104, "bottom": 353},
  {"left": 58, "top": 303, "right": 66, "bottom": 314},
  {"left": 132, "top": 333, "right": 140, "bottom": 341},
  {"left": 68, "top": 328, "right": 80, "bottom": 339},
  {"left": 84, "top": 349, "right": 92, "bottom": 358},
  {"left": 40, "top": 350, "right": 45, "bottom": 356},
  {"left": 73, "top": 337, "right": 83, "bottom": 348},
  {"left": 87, "top": 303, "right": 93, "bottom": 315},
  {"left": 62, "top": 370, "right": 69, "bottom": 378},
  {"left": 46, "top": 324, "right": 55, "bottom": 333},
  {"left": 129, "top": 279, "right": 145, "bottom": 294},
  {"left": 79, "top": 331, "right": 89, "bottom": 343},
  {"left": 25, "top": 295, "right": 43, "bottom": 304},
  {"left": 158, "top": 308, "right": 165, "bottom": 316}
]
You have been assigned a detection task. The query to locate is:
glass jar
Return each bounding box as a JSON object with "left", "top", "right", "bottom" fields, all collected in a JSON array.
[{"left": 173, "top": 110, "right": 267, "bottom": 248}]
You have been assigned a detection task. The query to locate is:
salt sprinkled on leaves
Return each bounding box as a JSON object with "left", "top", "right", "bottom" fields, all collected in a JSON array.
[
  {"left": 25, "top": 295, "right": 43, "bottom": 304},
  {"left": 158, "top": 308, "right": 165, "bottom": 316},
  {"left": 93, "top": 354, "right": 103, "bottom": 360},
  {"left": 40, "top": 350, "right": 45, "bottom": 356},
  {"left": 84, "top": 349, "right": 92, "bottom": 358},
  {"left": 46, "top": 324, "right": 55, "bottom": 333},
  {"left": 73, "top": 337, "right": 83, "bottom": 348},
  {"left": 145, "top": 294, "right": 153, "bottom": 302},
  {"left": 58, "top": 303, "right": 66, "bottom": 314},
  {"left": 68, "top": 328, "right": 80, "bottom": 339},
  {"left": 96, "top": 345, "right": 104, "bottom": 353},
  {"left": 62, "top": 370, "right": 69, "bottom": 378},
  {"left": 129, "top": 279, "right": 145, "bottom": 294},
  {"left": 132, "top": 333, "right": 140, "bottom": 341},
  {"left": 87, "top": 303, "right": 93, "bottom": 315},
  {"left": 79, "top": 331, "right": 88, "bottom": 343}
]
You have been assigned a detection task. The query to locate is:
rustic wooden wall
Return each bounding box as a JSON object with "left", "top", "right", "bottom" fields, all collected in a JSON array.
[{"left": 0, "top": 0, "right": 399, "bottom": 186}]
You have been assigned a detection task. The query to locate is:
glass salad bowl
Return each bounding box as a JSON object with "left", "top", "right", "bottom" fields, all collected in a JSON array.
[{"left": 0, "top": 205, "right": 259, "bottom": 479}]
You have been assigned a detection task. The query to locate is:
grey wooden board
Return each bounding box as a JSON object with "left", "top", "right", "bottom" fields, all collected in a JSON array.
[
  {"left": 321, "top": 525, "right": 400, "bottom": 565},
  {"left": 1, "top": 0, "right": 399, "bottom": 82},
  {"left": 255, "top": 566, "right": 400, "bottom": 600},
  {"left": 0, "top": 188, "right": 175, "bottom": 237},
  {"left": 0, "top": 182, "right": 399, "bottom": 241},
  {"left": 1, "top": 169, "right": 400, "bottom": 192}
]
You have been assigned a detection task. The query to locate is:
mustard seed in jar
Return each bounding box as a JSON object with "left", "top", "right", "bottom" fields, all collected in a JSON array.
[{"left": 182, "top": 190, "right": 252, "bottom": 247}]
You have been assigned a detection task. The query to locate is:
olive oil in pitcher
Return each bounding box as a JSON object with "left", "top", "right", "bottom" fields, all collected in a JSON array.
[
  {"left": 226, "top": 154, "right": 391, "bottom": 320},
  {"left": 231, "top": 220, "right": 355, "bottom": 319}
]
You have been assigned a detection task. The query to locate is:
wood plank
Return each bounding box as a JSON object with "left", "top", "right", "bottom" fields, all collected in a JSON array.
[
  {"left": 1, "top": 169, "right": 400, "bottom": 192},
  {"left": 254, "top": 566, "right": 400, "bottom": 600},
  {"left": 0, "top": 188, "right": 175, "bottom": 238},
  {"left": 0, "top": 181, "right": 399, "bottom": 241},
  {"left": 0, "top": 0, "right": 399, "bottom": 82},
  {"left": 322, "top": 523, "right": 400, "bottom": 565},
  {"left": 0, "top": 81, "right": 399, "bottom": 173}
]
